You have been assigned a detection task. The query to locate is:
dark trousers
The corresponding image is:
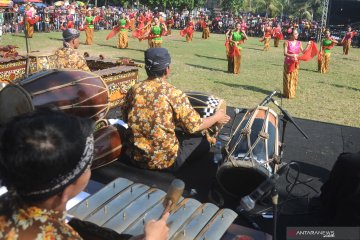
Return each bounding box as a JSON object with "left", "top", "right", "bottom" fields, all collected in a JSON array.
[
  {"left": 168, "top": 131, "right": 210, "bottom": 172},
  {"left": 120, "top": 130, "right": 210, "bottom": 172}
]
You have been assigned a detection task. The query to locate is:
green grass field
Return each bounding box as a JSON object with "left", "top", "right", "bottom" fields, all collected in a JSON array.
[{"left": 1, "top": 30, "right": 359, "bottom": 127}]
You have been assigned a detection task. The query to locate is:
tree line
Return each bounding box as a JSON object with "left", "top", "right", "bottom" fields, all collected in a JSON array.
[{"left": 99, "top": 0, "right": 323, "bottom": 20}]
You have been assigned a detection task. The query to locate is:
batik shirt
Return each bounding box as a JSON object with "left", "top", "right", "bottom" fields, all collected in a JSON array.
[
  {"left": 54, "top": 47, "right": 90, "bottom": 71},
  {"left": 0, "top": 205, "right": 82, "bottom": 239},
  {"left": 122, "top": 78, "right": 203, "bottom": 170}
]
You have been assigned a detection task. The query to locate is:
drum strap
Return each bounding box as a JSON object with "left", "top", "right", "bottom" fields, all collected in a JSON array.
[{"left": 227, "top": 108, "right": 273, "bottom": 169}]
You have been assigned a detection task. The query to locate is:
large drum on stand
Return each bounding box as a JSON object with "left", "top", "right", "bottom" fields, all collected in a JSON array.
[
  {"left": 217, "top": 106, "right": 280, "bottom": 198},
  {"left": 0, "top": 69, "right": 109, "bottom": 124}
]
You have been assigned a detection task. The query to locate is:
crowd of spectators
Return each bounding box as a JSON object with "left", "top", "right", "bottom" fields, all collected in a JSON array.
[{"left": 0, "top": 3, "right": 356, "bottom": 43}]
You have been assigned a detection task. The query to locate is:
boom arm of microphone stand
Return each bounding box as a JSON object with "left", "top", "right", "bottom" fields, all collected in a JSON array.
[{"left": 271, "top": 98, "right": 309, "bottom": 139}]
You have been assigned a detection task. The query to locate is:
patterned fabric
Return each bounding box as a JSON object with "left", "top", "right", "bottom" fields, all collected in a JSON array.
[
  {"left": 263, "top": 37, "right": 271, "bottom": 51},
  {"left": 319, "top": 52, "right": 331, "bottom": 74},
  {"left": 283, "top": 63, "right": 299, "bottom": 99},
  {"left": 118, "top": 31, "right": 128, "bottom": 49},
  {"left": 0, "top": 204, "right": 82, "bottom": 240},
  {"left": 122, "top": 78, "right": 203, "bottom": 170},
  {"left": 54, "top": 47, "right": 90, "bottom": 71},
  {"left": 343, "top": 40, "right": 351, "bottom": 55},
  {"left": 85, "top": 27, "right": 94, "bottom": 45}
]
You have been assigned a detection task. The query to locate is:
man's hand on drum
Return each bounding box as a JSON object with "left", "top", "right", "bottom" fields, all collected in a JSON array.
[
  {"left": 198, "top": 108, "right": 231, "bottom": 131},
  {"left": 215, "top": 108, "right": 231, "bottom": 125}
]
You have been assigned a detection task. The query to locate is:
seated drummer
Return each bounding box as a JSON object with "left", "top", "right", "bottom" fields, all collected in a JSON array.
[
  {"left": 0, "top": 110, "right": 169, "bottom": 240},
  {"left": 122, "top": 48, "right": 230, "bottom": 171},
  {"left": 54, "top": 28, "right": 90, "bottom": 71}
]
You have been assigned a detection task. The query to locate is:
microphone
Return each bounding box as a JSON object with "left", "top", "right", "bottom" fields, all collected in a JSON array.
[
  {"left": 259, "top": 90, "right": 277, "bottom": 106},
  {"left": 161, "top": 179, "right": 185, "bottom": 218},
  {"left": 239, "top": 174, "right": 279, "bottom": 212}
]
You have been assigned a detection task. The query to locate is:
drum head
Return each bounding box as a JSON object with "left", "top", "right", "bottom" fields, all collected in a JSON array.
[
  {"left": 0, "top": 85, "right": 34, "bottom": 125},
  {"left": 216, "top": 159, "right": 271, "bottom": 198}
]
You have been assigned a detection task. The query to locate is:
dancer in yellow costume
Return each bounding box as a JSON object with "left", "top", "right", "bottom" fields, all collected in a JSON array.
[
  {"left": 117, "top": 13, "right": 130, "bottom": 49},
  {"left": 318, "top": 30, "right": 338, "bottom": 74},
  {"left": 145, "top": 17, "right": 167, "bottom": 48},
  {"left": 84, "top": 10, "right": 94, "bottom": 45},
  {"left": 226, "top": 23, "right": 248, "bottom": 74}
]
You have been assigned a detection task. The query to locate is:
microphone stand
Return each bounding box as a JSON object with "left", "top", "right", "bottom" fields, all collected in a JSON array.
[
  {"left": 271, "top": 188, "right": 279, "bottom": 240},
  {"left": 271, "top": 98, "right": 309, "bottom": 139},
  {"left": 279, "top": 117, "right": 288, "bottom": 161}
]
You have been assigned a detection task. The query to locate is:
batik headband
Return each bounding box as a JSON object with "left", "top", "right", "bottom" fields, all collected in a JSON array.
[{"left": 19, "top": 135, "right": 94, "bottom": 199}]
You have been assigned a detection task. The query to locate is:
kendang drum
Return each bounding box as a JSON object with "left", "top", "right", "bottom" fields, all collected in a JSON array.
[
  {"left": 92, "top": 122, "right": 122, "bottom": 170},
  {"left": 0, "top": 69, "right": 109, "bottom": 124},
  {"left": 28, "top": 52, "right": 57, "bottom": 74},
  {"left": 217, "top": 106, "right": 280, "bottom": 198},
  {"left": 186, "top": 92, "right": 227, "bottom": 144}
]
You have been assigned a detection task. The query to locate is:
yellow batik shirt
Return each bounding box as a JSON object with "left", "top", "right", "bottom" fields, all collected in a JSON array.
[
  {"left": 54, "top": 47, "right": 90, "bottom": 71},
  {"left": 122, "top": 78, "right": 203, "bottom": 170},
  {"left": 0, "top": 205, "right": 82, "bottom": 240}
]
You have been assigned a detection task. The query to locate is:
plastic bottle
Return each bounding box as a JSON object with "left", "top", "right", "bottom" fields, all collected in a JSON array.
[{"left": 213, "top": 141, "right": 222, "bottom": 165}]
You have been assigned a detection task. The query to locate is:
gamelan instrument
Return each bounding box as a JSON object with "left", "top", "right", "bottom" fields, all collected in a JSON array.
[
  {"left": 217, "top": 106, "right": 280, "bottom": 198},
  {"left": 86, "top": 55, "right": 139, "bottom": 109},
  {"left": 28, "top": 52, "right": 57, "bottom": 74},
  {"left": 0, "top": 69, "right": 109, "bottom": 124},
  {"left": 68, "top": 177, "right": 238, "bottom": 240},
  {"left": 186, "top": 92, "right": 227, "bottom": 144}
]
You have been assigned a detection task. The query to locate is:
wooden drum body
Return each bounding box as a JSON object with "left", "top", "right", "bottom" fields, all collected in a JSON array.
[
  {"left": 0, "top": 69, "right": 109, "bottom": 124},
  {"left": 92, "top": 124, "right": 122, "bottom": 170}
]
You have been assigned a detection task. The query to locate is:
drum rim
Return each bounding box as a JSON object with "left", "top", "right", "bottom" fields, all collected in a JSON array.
[
  {"left": 0, "top": 84, "right": 34, "bottom": 124},
  {"left": 216, "top": 158, "right": 271, "bottom": 198}
]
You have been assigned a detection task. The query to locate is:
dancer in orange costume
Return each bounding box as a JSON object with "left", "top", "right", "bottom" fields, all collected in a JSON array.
[
  {"left": 341, "top": 26, "right": 357, "bottom": 55},
  {"left": 181, "top": 16, "right": 195, "bottom": 43}
]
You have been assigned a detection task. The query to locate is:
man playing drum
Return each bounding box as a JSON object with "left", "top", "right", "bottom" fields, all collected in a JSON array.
[
  {"left": 122, "top": 48, "right": 230, "bottom": 171},
  {"left": 0, "top": 110, "right": 169, "bottom": 240},
  {"left": 54, "top": 28, "right": 90, "bottom": 71}
]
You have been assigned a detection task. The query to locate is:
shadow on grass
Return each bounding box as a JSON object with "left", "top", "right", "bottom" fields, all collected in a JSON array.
[
  {"left": 186, "top": 63, "right": 227, "bottom": 73},
  {"left": 96, "top": 43, "right": 119, "bottom": 49},
  {"left": 8, "top": 34, "right": 25, "bottom": 38},
  {"left": 195, "top": 54, "right": 226, "bottom": 61},
  {"left": 96, "top": 44, "right": 145, "bottom": 52},
  {"left": 171, "top": 39, "right": 187, "bottom": 42},
  {"left": 49, "top": 37, "right": 63, "bottom": 41},
  {"left": 245, "top": 47, "right": 264, "bottom": 52},
  {"left": 301, "top": 68, "right": 318, "bottom": 73},
  {"left": 214, "top": 81, "right": 279, "bottom": 96},
  {"left": 320, "top": 81, "right": 360, "bottom": 92}
]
